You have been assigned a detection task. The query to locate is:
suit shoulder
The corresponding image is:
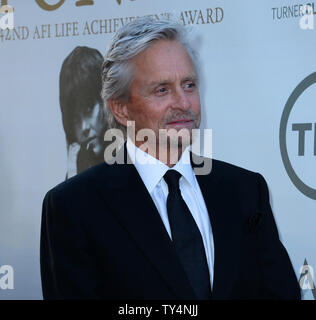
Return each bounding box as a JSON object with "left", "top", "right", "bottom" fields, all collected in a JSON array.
[
  {"left": 209, "top": 159, "right": 270, "bottom": 209},
  {"left": 212, "top": 158, "right": 259, "bottom": 180},
  {"left": 210, "top": 158, "right": 270, "bottom": 194},
  {"left": 46, "top": 162, "right": 115, "bottom": 199}
]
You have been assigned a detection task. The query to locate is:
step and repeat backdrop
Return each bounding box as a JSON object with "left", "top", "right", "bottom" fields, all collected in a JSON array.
[{"left": 0, "top": 0, "right": 315, "bottom": 299}]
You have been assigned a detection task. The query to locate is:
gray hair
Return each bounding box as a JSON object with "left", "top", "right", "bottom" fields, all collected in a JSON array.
[{"left": 101, "top": 16, "right": 199, "bottom": 135}]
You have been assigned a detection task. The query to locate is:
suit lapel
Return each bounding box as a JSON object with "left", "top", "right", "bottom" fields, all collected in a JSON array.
[
  {"left": 97, "top": 145, "right": 242, "bottom": 300},
  {"left": 193, "top": 157, "right": 243, "bottom": 300},
  {"left": 97, "top": 144, "right": 196, "bottom": 299}
]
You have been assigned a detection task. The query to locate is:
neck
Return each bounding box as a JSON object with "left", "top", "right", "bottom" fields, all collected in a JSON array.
[{"left": 133, "top": 140, "right": 185, "bottom": 167}]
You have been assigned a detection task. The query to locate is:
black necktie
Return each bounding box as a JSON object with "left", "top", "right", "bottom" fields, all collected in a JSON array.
[{"left": 164, "top": 169, "right": 212, "bottom": 300}]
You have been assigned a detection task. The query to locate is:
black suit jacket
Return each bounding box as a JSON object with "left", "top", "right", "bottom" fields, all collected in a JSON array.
[{"left": 40, "top": 148, "right": 301, "bottom": 300}]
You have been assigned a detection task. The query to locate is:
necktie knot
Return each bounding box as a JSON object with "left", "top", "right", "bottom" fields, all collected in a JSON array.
[{"left": 164, "top": 170, "right": 182, "bottom": 191}]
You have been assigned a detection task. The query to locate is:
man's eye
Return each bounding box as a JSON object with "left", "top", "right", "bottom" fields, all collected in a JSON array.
[
  {"left": 156, "top": 87, "right": 168, "bottom": 95},
  {"left": 185, "top": 82, "right": 196, "bottom": 90}
]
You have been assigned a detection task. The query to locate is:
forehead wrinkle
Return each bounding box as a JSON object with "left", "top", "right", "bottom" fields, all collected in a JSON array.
[{"left": 130, "top": 40, "right": 198, "bottom": 95}]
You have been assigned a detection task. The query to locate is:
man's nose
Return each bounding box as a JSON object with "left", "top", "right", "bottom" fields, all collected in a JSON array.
[{"left": 172, "top": 89, "right": 191, "bottom": 111}]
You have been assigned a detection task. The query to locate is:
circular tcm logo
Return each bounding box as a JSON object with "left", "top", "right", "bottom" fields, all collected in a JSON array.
[{"left": 280, "top": 72, "right": 316, "bottom": 200}]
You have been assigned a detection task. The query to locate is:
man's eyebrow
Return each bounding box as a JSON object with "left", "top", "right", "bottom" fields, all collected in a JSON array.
[
  {"left": 146, "top": 75, "right": 198, "bottom": 88},
  {"left": 181, "top": 76, "right": 198, "bottom": 84},
  {"left": 147, "top": 80, "right": 170, "bottom": 88}
]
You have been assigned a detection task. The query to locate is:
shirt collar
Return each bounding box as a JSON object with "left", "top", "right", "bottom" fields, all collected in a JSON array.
[
  {"left": 126, "top": 137, "right": 196, "bottom": 193},
  {"left": 173, "top": 146, "right": 196, "bottom": 189},
  {"left": 126, "top": 138, "right": 168, "bottom": 193}
]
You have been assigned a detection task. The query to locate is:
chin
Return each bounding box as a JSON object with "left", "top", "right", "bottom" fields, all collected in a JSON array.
[{"left": 167, "top": 135, "right": 192, "bottom": 150}]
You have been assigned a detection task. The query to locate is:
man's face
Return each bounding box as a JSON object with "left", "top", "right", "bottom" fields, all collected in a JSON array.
[
  {"left": 125, "top": 40, "right": 201, "bottom": 148},
  {"left": 73, "top": 102, "right": 105, "bottom": 155}
]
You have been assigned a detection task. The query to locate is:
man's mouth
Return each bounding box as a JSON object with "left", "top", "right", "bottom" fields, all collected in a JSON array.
[
  {"left": 167, "top": 119, "right": 193, "bottom": 124},
  {"left": 166, "top": 119, "right": 194, "bottom": 127}
]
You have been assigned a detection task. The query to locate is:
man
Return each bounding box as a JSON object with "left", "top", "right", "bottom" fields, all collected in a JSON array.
[
  {"left": 59, "top": 46, "right": 109, "bottom": 179},
  {"left": 41, "top": 17, "right": 301, "bottom": 300}
]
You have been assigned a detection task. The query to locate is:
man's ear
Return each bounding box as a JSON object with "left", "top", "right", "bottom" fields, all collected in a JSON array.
[{"left": 107, "top": 99, "right": 129, "bottom": 127}]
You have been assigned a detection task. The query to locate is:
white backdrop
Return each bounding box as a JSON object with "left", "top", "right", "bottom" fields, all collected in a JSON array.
[{"left": 0, "top": 0, "right": 315, "bottom": 299}]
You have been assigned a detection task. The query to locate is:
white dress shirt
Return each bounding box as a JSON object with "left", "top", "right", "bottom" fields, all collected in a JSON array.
[{"left": 126, "top": 138, "right": 215, "bottom": 288}]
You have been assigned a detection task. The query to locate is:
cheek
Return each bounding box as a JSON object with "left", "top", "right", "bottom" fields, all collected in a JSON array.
[
  {"left": 136, "top": 113, "right": 158, "bottom": 130},
  {"left": 128, "top": 99, "right": 161, "bottom": 128},
  {"left": 147, "top": 106, "right": 169, "bottom": 129},
  {"left": 192, "top": 94, "right": 201, "bottom": 114}
]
